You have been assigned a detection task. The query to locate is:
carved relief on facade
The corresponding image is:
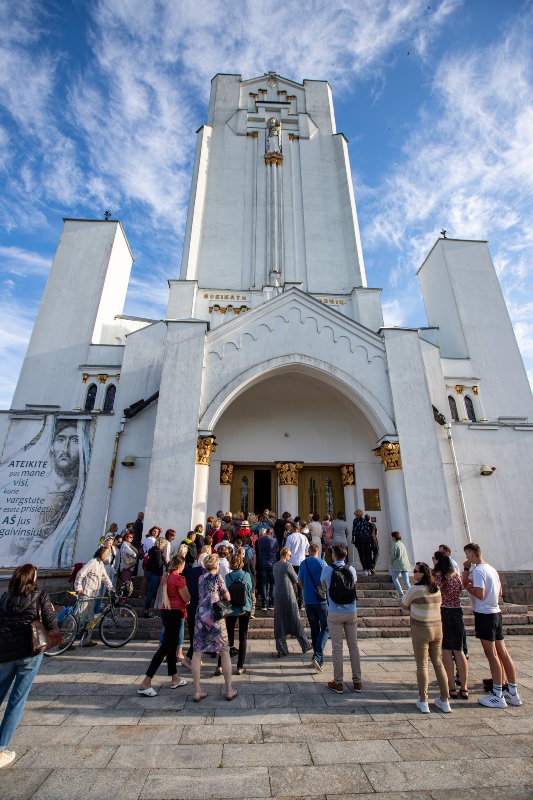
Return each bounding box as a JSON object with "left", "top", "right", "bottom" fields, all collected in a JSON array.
[
  {"left": 373, "top": 441, "right": 402, "bottom": 471},
  {"left": 196, "top": 436, "right": 217, "bottom": 466},
  {"left": 220, "top": 462, "right": 234, "bottom": 485},
  {"left": 275, "top": 462, "right": 304, "bottom": 485},
  {"left": 340, "top": 464, "right": 355, "bottom": 486}
]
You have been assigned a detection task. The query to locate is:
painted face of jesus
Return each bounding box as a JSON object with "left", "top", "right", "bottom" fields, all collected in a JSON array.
[{"left": 51, "top": 425, "right": 80, "bottom": 482}]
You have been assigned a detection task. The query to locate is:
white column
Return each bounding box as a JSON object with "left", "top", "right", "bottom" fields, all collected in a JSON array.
[
  {"left": 219, "top": 462, "right": 233, "bottom": 514},
  {"left": 341, "top": 465, "right": 357, "bottom": 565},
  {"left": 191, "top": 436, "right": 216, "bottom": 530},
  {"left": 275, "top": 462, "right": 303, "bottom": 520},
  {"left": 374, "top": 443, "right": 413, "bottom": 565}
]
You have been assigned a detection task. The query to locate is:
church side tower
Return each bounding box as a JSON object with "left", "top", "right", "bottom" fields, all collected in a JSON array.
[
  {"left": 173, "top": 72, "right": 376, "bottom": 328},
  {"left": 12, "top": 219, "right": 133, "bottom": 410}
]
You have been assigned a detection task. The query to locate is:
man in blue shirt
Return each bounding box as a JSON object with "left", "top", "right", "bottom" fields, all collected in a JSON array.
[
  {"left": 255, "top": 529, "right": 278, "bottom": 610},
  {"left": 298, "top": 544, "right": 329, "bottom": 671},
  {"left": 321, "top": 544, "right": 362, "bottom": 694}
]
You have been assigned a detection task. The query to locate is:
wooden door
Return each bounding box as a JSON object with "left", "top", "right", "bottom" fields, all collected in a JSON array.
[
  {"left": 230, "top": 466, "right": 277, "bottom": 516},
  {"left": 298, "top": 467, "right": 345, "bottom": 519}
]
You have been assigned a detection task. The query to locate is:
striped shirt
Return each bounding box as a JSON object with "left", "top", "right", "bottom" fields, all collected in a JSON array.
[{"left": 402, "top": 584, "right": 442, "bottom": 626}]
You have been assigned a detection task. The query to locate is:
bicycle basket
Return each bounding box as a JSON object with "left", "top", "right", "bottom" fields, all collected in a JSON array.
[{"left": 118, "top": 580, "right": 133, "bottom": 599}]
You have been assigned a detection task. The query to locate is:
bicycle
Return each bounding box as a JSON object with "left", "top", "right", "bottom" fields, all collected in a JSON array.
[{"left": 45, "top": 581, "right": 138, "bottom": 656}]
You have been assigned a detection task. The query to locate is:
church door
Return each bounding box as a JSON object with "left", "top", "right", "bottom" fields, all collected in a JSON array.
[
  {"left": 230, "top": 467, "right": 277, "bottom": 516},
  {"left": 298, "top": 467, "right": 345, "bottom": 520}
]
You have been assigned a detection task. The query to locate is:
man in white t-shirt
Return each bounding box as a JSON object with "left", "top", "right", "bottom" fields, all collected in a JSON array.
[
  {"left": 463, "top": 543, "right": 521, "bottom": 709},
  {"left": 285, "top": 522, "right": 309, "bottom": 609}
]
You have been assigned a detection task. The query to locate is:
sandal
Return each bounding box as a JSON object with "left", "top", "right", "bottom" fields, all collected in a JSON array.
[
  {"left": 459, "top": 689, "right": 469, "bottom": 699},
  {"left": 226, "top": 689, "right": 238, "bottom": 701},
  {"left": 137, "top": 687, "right": 158, "bottom": 696},
  {"left": 214, "top": 666, "right": 223, "bottom": 676},
  {"left": 449, "top": 690, "right": 459, "bottom": 699},
  {"left": 236, "top": 667, "right": 246, "bottom": 675},
  {"left": 193, "top": 692, "right": 208, "bottom": 703},
  {"left": 170, "top": 679, "right": 187, "bottom": 689}
]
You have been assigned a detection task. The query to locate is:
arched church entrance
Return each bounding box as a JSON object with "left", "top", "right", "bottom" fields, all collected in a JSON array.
[{"left": 206, "top": 369, "right": 394, "bottom": 567}]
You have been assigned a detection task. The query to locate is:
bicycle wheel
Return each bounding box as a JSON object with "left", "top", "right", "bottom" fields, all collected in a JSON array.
[
  {"left": 99, "top": 604, "right": 138, "bottom": 647},
  {"left": 44, "top": 613, "right": 78, "bottom": 656}
]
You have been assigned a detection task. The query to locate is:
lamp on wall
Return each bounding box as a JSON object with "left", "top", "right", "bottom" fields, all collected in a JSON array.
[
  {"left": 121, "top": 455, "right": 136, "bottom": 467},
  {"left": 479, "top": 465, "right": 496, "bottom": 476}
]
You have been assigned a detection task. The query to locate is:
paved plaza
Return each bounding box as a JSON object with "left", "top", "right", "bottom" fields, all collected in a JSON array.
[{"left": 3, "top": 634, "right": 533, "bottom": 800}]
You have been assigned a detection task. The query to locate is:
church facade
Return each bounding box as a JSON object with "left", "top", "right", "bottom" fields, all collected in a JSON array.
[{"left": 1, "top": 72, "right": 532, "bottom": 572}]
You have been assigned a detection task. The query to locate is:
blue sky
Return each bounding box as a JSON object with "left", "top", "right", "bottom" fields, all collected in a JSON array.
[{"left": 1, "top": 0, "right": 532, "bottom": 408}]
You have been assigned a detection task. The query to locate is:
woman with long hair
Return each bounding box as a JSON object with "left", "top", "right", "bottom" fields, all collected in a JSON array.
[
  {"left": 401, "top": 562, "right": 451, "bottom": 714},
  {"left": 191, "top": 554, "right": 237, "bottom": 702},
  {"left": 432, "top": 550, "right": 468, "bottom": 699},
  {"left": 138, "top": 554, "right": 190, "bottom": 695},
  {"left": 0, "top": 564, "right": 57, "bottom": 768},
  {"left": 389, "top": 531, "right": 411, "bottom": 599}
]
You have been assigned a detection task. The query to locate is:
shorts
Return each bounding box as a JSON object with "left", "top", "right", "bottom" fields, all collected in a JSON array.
[
  {"left": 474, "top": 611, "right": 503, "bottom": 642},
  {"left": 441, "top": 607, "right": 465, "bottom": 651}
]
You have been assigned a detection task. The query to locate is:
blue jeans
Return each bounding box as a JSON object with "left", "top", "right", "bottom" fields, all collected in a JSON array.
[
  {"left": 259, "top": 566, "right": 275, "bottom": 607},
  {"left": 0, "top": 654, "right": 43, "bottom": 750},
  {"left": 144, "top": 571, "right": 160, "bottom": 611},
  {"left": 391, "top": 570, "right": 410, "bottom": 596},
  {"left": 159, "top": 616, "right": 185, "bottom": 651},
  {"left": 94, "top": 581, "right": 106, "bottom": 614},
  {"left": 305, "top": 603, "right": 329, "bottom": 667}
]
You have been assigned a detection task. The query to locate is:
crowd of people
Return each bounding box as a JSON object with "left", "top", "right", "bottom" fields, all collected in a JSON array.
[{"left": 0, "top": 506, "right": 523, "bottom": 769}]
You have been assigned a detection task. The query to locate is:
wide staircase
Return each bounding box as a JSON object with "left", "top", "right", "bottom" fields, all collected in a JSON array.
[{"left": 131, "top": 573, "right": 533, "bottom": 641}]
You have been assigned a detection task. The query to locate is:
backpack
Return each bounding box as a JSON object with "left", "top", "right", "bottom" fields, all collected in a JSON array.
[
  {"left": 328, "top": 565, "right": 357, "bottom": 605},
  {"left": 228, "top": 578, "right": 247, "bottom": 607}
]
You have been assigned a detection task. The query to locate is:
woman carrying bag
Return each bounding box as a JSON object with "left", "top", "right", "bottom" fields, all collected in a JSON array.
[
  {"left": 216, "top": 553, "right": 253, "bottom": 676},
  {"left": 138, "top": 554, "right": 190, "bottom": 696},
  {"left": 0, "top": 564, "right": 57, "bottom": 768}
]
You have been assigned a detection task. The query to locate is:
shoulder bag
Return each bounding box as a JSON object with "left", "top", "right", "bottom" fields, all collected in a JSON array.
[
  {"left": 30, "top": 594, "right": 64, "bottom": 656},
  {"left": 212, "top": 599, "right": 233, "bottom": 620},
  {"left": 303, "top": 559, "right": 327, "bottom": 603}
]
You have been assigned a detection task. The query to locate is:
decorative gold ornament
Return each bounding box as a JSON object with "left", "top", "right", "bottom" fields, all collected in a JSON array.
[
  {"left": 82, "top": 373, "right": 89, "bottom": 384},
  {"left": 340, "top": 464, "right": 355, "bottom": 486},
  {"left": 264, "top": 152, "right": 283, "bottom": 165},
  {"left": 275, "top": 462, "right": 303, "bottom": 486},
  {"left": 98, "top": 374, "right": 108, "bottom": 384},
  {"left": 196, "top": 436, "right": 217, "bottom": 466},
  {"left": 289, "top": 133, "right": 295, "bottom": 141},
  {"left": 220, "top": 462, "right": 234, "bottom": 485},
  {"left": 116, "top": 374, "right": 120, "bottom": 381},
  {"left": 472, "top": 386, "right": 479, "bottom": 395},
  {"left": 249, "top": 93, "right": 259, "bottom": 99},
  {"left": 455, "top": 385, "right": 465, "bottom": 394},
  {"left": 373, "top": 442, "right": 402, "bottom": 471}
]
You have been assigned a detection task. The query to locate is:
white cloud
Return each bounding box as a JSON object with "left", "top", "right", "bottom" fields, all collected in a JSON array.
[
  {"left": 0, "top": 297, "right": 36, "bottom": 408},
  {"left": 0, "top": 246, "right": 52, "bottom": 277}
]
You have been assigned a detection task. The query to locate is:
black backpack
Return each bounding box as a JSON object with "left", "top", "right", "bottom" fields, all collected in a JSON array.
[
  {"left": 328, "top": 565, "right": 357, "bottom": 605},
  {"left": 228, "top": 578, "right": 247, "bottom": 607}
]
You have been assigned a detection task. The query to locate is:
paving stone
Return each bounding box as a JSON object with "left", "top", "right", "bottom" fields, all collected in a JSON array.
[
  {"left": 310, "top": 739, "right": 402, "bottom": 764},
  {"left": 214, "top": 707, "right": 301, "bottom": 724},
  {"left": 14, "top": 746, "right": 116, "bottom": 770},
  {"left": 81, "top": 724, "right": 185, "bottom": 746},
  {"left": 337, "top": 721, "right": 421, "bottom": 740},
  {"left": 181, "top": 724, "right": 263, "bottom": 744},
  {"left": 109, "top": 743, "right": 222, "bottom": 769},
  {"left": 10, "top": 724, "right": 92, "bottom": 747},
  {"left": 114, "top": 693, "right": 187, "bottom": 710},
  {"left": 139, "top": 767, "right": 270, "bottom": 798},
  {"left": 31, "top": 768, "right": 149, "bottom": 800},
  {"left": 362, "top": 757, "right": 533, "bottom": 792},
  {"left": 269, "top": 764, "right": 373, "bottom": 796},
  {"left": 430, "top": 789, "right": 533, "bottom": 800},
  {"left": 390, "top": 736, "right": 487, "bottom": 761},
  {"left": 183, "top": 692, "right": 255, "bottom": 708},
  {"left": 0, "top": 769, "right": 51, "bottom": 800},
  {"left": 140, "top": 709, "right": 212, "bottom": 725},
  {"left": 409, "top": 717, "right": 498, "bottom": 737},
  {"left": 326, "top": 794, "right": 432, "bottom": 800},
  {"left": 18, "top": 707, "right": 73, "bottom": 726},
  {"left": 299, "top": 707, "right": 370, "bottom": 723},
  {"left": 484, "top": 715, "right": 533, "bottom": 735},
  {"left": 254, "top": 692, "right": 326, "bottom": 708},
  {"left": 63, "top": 708, "right": 143, "bottom": 725},
  {"left": 262, "top": 722, "right": 340, "bottom": 742},
  {"left": 472, "top": 734, "right": 533, "bottom": 758},
  {"left": 223, "top": 742, "right": 311, "bottom": 767}
]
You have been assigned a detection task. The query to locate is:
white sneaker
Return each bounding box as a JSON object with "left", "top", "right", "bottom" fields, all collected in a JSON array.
[
  {"left": 0, "top": 750, "right": 16, "bottom": 769},
  {"left": 416, "top": 697, "right": 430, "bottom": 714},
  {"left": 478, "top": 691, "right": 507, "bottom": 709},
  {"left": 434, "top": 697, "right": 452, "bottom": 713},
  {"left": 503, "top": 690, "right": 522, "bottom": 706}
]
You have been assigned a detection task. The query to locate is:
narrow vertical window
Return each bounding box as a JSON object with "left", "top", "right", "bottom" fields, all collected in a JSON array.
[
  {"left": 309, "top": 477, "right": 317, "bottom": 515},
  {"left": 240, "top": 475, "right": 249, "bottom": 516},
  {"left": 84, "top": 383, "right": 97, "bottom": 411},
  {"left": 448, "top": 395, "right": 459, "bottom": 422},
  {"left": 325, "top": 477, "right": 334, "bottom": 518},
  {"left": 103, "top": 384, "right": 116, "bottom": 412},
  {"left": 465, "top": 395, "right": 476, "bottom": 422}
]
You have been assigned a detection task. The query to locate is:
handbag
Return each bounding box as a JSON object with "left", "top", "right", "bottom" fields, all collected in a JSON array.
[
  {"left": 30, "top": 595, "right": 64, "bottom": 656},
  {"left": 303, "top": 558, "right": 327, "bottom": 603},
  {"left": 212, "top": 599, "right": 233, "bottom": 621}
]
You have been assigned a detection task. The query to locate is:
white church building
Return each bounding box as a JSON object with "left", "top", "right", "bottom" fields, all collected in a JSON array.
[{"left": 1, "top": 71, "right": 532, "bottom": 573}]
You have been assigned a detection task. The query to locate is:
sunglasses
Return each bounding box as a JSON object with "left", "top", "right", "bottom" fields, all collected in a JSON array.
[{"left": 413, "top": 569, "right": 423, "bottom": 574}]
